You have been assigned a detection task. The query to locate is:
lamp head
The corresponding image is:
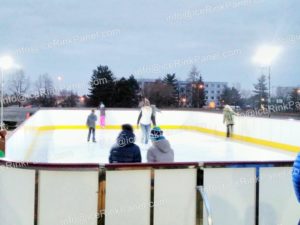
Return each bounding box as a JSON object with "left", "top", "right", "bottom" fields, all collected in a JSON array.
[
  {"left": 253, "top": 45, "right": 281, "bottom": 66},
  {"left": 0, "top": 56, "right": 14, "bottom": 70}
]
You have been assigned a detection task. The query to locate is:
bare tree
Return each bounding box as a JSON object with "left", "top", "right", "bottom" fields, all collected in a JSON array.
[
  {"left": 32, "top": 74, "right": 56, "bottom": 107},
  {"left": 144, "top": 79, "right": 174, "bottom": 107},
  {"left": 57, "top": 89, "right": 78, "bottom": 107},
  {"left": 187, "top": 66, "right": 206, "bottom": 108},
  {"left": 188, "top": 65, "right": 200, "bottom": 82},
  {"left": 7, "top": 70, "right": 30, "bottom": 106}
]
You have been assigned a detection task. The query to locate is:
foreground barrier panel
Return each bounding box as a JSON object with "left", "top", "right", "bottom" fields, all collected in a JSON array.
[
  {"left": 259, "top": 167, "right": 300, "bottom": 224},
  {"left": 203, "top": 167, "right": 256, "bottom": 225},
  {"left": 105, "top": 170, "right": 151, "bottom": 225},
  {"left": 0, "top": 161, "right": 298, "bottom": 225},
  {"left": 0, "top": 167, "right": 35, "bottom": 225},
  {"left": 38, "top": 170, "right": 99, "bottom": 225},
  {"left": 153, "top": 169, "right": 197, "bottom": 225}
]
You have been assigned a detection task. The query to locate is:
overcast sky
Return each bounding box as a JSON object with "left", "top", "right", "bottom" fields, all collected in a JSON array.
[{"left": 0, "top": 0, "right": 299, "bottom": 94}]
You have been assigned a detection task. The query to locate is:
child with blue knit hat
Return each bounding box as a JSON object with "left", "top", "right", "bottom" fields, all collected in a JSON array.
[
  {"left": 150, "top": 127, "right": 165, "bottom": 141},
  {"left": 147, "top": 127, "right": 174, "bottom": 162}
]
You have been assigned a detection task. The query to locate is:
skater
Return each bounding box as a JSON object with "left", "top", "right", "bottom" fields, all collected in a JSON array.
[
  {"left": 99, "top": 102, "right": 106, "bottom": 128},
  {"left": 0, "top": 130, "right": 7, "bottom": 158},
  {"left": 109, "top": 124, "right": 142, "bottom": 163},
  {"left": 86, "top": 109, "right": 97, "bottom": 142},
  {"left": 223, "top": 105, "right": 238, "bottom": 138},
  {"left": 147, "top": 127, "right": 174, "bottom": 163},
  {"left": 137, "top": 99, "right": 154, "bottom": 144}
]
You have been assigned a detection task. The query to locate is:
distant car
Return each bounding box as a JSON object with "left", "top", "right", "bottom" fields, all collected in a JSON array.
[
  {"left": 229, "top": 105, "right": 241, "bottom": 111},
  {"left": 243, "top": 105, "right": 252, "bottom": 110}
]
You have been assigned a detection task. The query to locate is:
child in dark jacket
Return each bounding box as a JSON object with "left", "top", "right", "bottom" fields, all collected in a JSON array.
[
  {"left": 292, "top": 153, "right": 300, "bottom": 225},
  {"left": 109, "top": 124, "right": 141, "bottom": 163},
  {"left": 86, "top": 109, "right": 97, "bottom": 142}
]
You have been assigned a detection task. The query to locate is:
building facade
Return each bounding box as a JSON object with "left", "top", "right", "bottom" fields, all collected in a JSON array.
[
  {"left": 204, "top": 82, "right": 227, "bottom": 107},
  {"left": 138, "top": 78, "right": 227, "bottom": 107}
]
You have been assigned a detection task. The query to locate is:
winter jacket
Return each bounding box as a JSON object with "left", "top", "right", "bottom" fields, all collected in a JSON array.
[
  {"left": 223, "top": 107, "right": 237, "bottom": 125},
  {"left": 109, "top": 130, "right": 142, "bottom": 163},
  {"left": 86, "top": 113, "right": 97, "bottom": 128},
  {"left": 151, "top": 105, "right": 161, "bottom": 117},
  {"left": 292, "top": 153, "right": 300, "bottom": 202},
  {"left": 137, "top": 106, "right": 155, "bottom": 126},
  {"left": 147, "top": 138, "right": 174, "bottom": 163}
]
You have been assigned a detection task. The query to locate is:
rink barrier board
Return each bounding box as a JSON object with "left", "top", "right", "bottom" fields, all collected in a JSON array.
[
  {"left": 25, "top": 124, "right": 299, "bottom": 154},
  {"left": 0, "top": 160, "right": 298, "bottom": 225}
]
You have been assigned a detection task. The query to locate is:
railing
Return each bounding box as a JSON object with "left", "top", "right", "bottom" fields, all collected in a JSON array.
[{"left": 0, "top": 159, "right": 299, "bottom": 225}]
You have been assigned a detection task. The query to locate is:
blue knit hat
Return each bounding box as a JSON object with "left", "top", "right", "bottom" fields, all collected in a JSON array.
[{"left": 150, "top": 127, "right": 165, "bottom": 141}]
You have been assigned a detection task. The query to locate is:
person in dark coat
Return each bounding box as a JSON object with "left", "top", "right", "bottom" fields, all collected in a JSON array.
[
  {"left": 293, "top": 153, "right": 300, "bottom": 202},
  {"left": 292, "top": 152, "right": 300, "bottom": 225},
  {"left": 109, "top": 124, "right": 142, "bottom": 163}
]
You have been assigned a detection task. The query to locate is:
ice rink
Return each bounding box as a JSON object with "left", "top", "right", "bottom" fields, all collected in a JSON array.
[{"left": 26, "top": 129, "right": 296, "bottom": 163}]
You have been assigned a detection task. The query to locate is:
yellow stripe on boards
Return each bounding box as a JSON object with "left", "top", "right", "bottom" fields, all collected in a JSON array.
[{"left": 24, "top": 124, "right": 299, "bottom": 155}]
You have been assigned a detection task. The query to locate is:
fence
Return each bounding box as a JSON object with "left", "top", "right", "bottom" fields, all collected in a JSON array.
[{"left": 0, "top": 160, "right": 299, "bottom": 225}]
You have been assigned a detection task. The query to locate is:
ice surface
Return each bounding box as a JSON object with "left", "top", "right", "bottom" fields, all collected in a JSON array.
[{"left": 26, "top": 129, "right": 296, "bottom": 163}]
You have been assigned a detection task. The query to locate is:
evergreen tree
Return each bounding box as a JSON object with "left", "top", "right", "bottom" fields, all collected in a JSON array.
[
  {"left": 163, "top": 73, "right": 179, "bottom": 106},
  {"left": 220, "top": 87, "right": 242, "bottom": 106},
  {"left": 290, "top": 88, "right": 300, "bottom": 112},
  {"left": 87, "top": 65, "right": 115, "bottom": 107},
  {"left": 253, "top": 75, "right": 268, "bottom": 108},
  {"left": 112, "top": 77, "right": 139, "bottom": 107},
  {"left": 127, "top": 75, "right": 140, "bottom": 106},
  {"left": 197, "top": 76, "right": 206, "bottom": 108}
]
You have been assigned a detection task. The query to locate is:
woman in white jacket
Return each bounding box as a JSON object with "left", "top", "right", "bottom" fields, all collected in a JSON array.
[{"left": 137, "top": 99, "right": 154, "bottom": 144}]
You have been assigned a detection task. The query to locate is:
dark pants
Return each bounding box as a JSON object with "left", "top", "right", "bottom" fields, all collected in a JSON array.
[
  {"left": 88, "top": 127, "right": 95, "bottom": 141},
  {"left": 226, "top": 124, "right": 234, "bottom": 138}
]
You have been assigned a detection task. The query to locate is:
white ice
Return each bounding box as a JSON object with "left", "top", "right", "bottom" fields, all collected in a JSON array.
[{"left": 27, "top": 129, "right": 296, "bottom": 163}]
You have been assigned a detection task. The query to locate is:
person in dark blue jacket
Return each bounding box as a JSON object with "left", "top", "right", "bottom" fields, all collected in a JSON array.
[
  {"left": 109, "top": 124, "right": 142, "bottom": 163},
  {"left": 292, "top": 152, "right": 300, "bottom": 225},
  {"left": 293, "top": 153, "right": 300, "bottom": 202}
]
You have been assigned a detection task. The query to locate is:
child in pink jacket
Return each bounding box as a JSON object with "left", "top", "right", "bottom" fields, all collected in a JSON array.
[{"left": 99, "top": 102, "right": 106, "bottom": 128}]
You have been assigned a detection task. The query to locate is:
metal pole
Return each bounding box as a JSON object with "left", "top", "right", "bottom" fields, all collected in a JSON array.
[
  {"left": 0, "top": 69, "right": 3, "bottom": 130},
  {"left": 197, "top": 186, "right": 213, "bottom": 225}
]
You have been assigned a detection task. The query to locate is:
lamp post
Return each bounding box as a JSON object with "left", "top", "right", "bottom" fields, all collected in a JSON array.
[
  {"left": 253, "top": 45, "right": 281, "bottom": 117},
  {"left": 0, "top": 56, "right": 14, "bottom": 130}
]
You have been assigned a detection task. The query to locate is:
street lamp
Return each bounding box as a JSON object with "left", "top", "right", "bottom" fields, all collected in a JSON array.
[
  {"left": 0, "top": 56, "right": 14, "bottom": 130},
  {"left": 253, "top": 45, "right": 281, "bottom": 117},
  {"left": 181, "top": 97, "right": 187, "bottom": 107}
]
